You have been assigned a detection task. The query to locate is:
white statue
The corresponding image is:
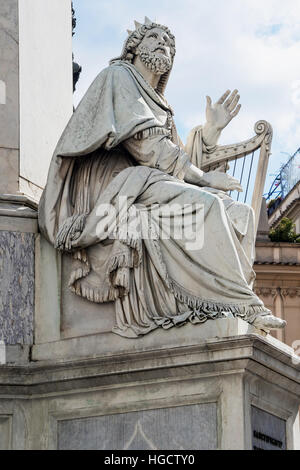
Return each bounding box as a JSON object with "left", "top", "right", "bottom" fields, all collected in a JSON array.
[{"left": 39, "top": 17, "right": 286, "bottom": 337}]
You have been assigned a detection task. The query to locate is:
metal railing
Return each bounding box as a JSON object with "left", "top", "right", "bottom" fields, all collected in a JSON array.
[{"left": 265, "top": 147, "right": 300, "bottom": 216}]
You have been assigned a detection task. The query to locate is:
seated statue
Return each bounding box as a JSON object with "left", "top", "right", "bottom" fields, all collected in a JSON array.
[{"left": 39, "top": 17, "right": 286, "bottom": 338}]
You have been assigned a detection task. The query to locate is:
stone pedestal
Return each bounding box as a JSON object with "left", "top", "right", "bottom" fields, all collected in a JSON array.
[
  {"left": 0, "top": 319, "right": 299, "bottom": 450},
  {"left": 0, "top": 195, "right": 38, "bottom": 363}
]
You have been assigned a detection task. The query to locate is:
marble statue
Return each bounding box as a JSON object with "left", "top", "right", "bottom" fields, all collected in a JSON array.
[{"left": 39, "top": 17, "right": 286, "bottom": 338}]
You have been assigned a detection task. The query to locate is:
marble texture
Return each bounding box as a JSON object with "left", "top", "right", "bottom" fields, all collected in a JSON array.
[
  {"left": 0, "top": 231, "right": 34, "bottom": 344},
  {"left": 58, "top": 403, "right": 218, "bottom": 450}
]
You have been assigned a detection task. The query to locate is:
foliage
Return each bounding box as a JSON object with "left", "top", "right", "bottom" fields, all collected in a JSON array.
[{"left": 269, "top": 217, "right": 300, "bottom": 243}]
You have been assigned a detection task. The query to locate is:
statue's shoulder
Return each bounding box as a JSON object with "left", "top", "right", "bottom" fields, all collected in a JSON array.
[
  {"left": 83, "top": 63, "right": 134, "bottom": 98},
  {"left": 82, "top": 63, "right": 137, "bottom": 103},
  {"left": 74, "top": 62, "right": 140, "bottom": 116},
  {"left": 95, "top": 62, "right": 133, "bottom": 81}
]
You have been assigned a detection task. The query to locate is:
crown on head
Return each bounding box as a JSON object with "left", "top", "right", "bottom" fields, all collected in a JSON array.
[{"left": 127, "top": 16, "right": 155, "bottom": 35}]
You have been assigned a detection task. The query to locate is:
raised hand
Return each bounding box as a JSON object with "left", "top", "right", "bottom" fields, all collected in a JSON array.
[
  {"left": 206, "top": 89, "right": 241, "bottom": 131},
  {"left": 202, "top": 90, "right": 241, "bottom": 147}
]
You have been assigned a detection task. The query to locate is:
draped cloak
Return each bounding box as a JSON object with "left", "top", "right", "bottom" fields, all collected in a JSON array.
[{"left": 39, "top": 60, "right": 269, "bottom": 338}]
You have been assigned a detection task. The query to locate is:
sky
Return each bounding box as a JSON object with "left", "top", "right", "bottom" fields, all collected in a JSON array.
[{"left": 72, "top": 0, "right": 300, "bottom": 194}]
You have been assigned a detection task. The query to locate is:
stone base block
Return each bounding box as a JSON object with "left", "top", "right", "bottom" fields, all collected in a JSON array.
[
  {"left": 32, "top": 317, "right": 272, "bottom": 362},
  {"left": 0, "top": 319, "right": 299, "bottom": 450}
]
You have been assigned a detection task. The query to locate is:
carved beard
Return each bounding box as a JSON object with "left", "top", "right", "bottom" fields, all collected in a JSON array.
[{"left": 138, "top": 46, "right": 172, "bottom": 76}]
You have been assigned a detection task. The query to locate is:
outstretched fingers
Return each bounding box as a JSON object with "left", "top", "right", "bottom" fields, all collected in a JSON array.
[
  {"left": 217, "top": 90, "right": 231, "bottom": 105},
  {"left": 206, "top": 95, "right": 213, "bottom": 109},
  {"left": 230, "top": 104, "right": 241, "bottom": 119},
  {"left": 224, "top": 89, "right": 238, "bottom": 108},
  {"left": 228, "top": 94, "right": 240, "bottom": 112}
]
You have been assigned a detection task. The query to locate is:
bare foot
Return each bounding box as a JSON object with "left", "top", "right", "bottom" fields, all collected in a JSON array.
[{"left": 252, "top": 315, "right": 286, "bottom": 333}]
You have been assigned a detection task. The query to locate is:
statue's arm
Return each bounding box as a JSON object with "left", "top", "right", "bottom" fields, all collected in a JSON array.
[
  {"left": 123, "top": 132, "right": 242, "bottom": 192},
  {"left": 184, "top": 162, "right": 242, "bottom": 192},
  {"left": 123, "top": 132, "right": 190, "bottom": 180}
]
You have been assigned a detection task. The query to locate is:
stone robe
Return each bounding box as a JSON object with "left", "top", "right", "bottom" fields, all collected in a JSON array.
[{"left": 39, "top": 60, "right": 269, "bottom": 338}]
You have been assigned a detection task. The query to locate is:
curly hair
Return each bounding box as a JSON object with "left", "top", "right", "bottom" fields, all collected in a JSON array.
[{"left": 111, "top": 22, "right": 176, "bottom": 64}]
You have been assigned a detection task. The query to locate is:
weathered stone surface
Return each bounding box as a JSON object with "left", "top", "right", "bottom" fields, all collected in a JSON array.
[
  {"left": 34, "top": 235, "right": 61, "bottom": 344},
  {"left": 61, "top": 253, "right": 115, "bottom": 340},
  {"left": 0, "top": 148, "right": 18, "bottom": 194},
  {"left": 58, "top": 403, "right": 218, "bottom": 450},
  {"left": 0, "top": 416, "right": 12, "bottom": 450},
  {"left": 32, "top": 318, "right": 288, "bottom": 362},
  {"left": 0, "top": 194, "right": 38, "bottom": 234},
  {"left": 0, "top": 215, "right": 38, "bottom": 233},
  {"left": 0, "top": 333, "right": 299, "bottom": 450},
  {"left": 0, "top": 231, "right": 34, "bottom": 344}
]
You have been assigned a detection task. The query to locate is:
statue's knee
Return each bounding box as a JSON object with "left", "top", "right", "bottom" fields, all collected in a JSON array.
[
  {"left": 210, "top": 193, "right": 223, "bottom": 209},
  {"left": 199, "top": 190, "right": 219, "bottom": 205}
]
